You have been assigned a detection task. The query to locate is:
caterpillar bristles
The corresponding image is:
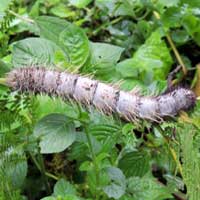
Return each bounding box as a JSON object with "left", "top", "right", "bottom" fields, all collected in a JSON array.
[{"left": 6, "top": 67, "right": 196, "bottom": 123}]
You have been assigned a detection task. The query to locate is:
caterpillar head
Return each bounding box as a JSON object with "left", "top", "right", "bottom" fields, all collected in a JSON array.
[{"left": 172, "top": 88, "right": 196, "bottom": 111}]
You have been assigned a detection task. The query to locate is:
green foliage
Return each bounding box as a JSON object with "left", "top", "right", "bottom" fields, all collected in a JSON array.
[
  {"left": 12, "top": 37, "right": 62, "bottom": 67},
  {"left": 178, "top": 123, "right": 200, "bottom": 199},
  {"left": 59, "top": 24, "right": 90, "bottom": 67},
  {"left": 118, "top": 150, "right": 150, "bottom": 177},
  {"left": 0, "top": 0, "right": 200, "bottom": 200},
  {"left": 121, "top": 176, "right": 172, "bottom": 200},
  {"left": 34, "top": 114, "right": 76, "bottom": 153}
]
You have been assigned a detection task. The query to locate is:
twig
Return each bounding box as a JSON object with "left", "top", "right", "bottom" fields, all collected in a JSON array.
[
  {"left": 156, "top": 126, "right": 183, "bottom": 177},
  {"left": 167, "top": 65, "right": 182, "bottom": 89},
  {"left": 84, "top": 125, "right": 100, "bottom": 200},
  {"left": 92, "top": 16, "right": 122, "bottom": 35},
  {"left": 38, "top": 153, "right": 51, "bottom": 194},
  {"left": 8, "top": 10, "right": 34, "bottom": 24},
  {"left": 45, "top": 172, "right": 59, "bottom": 181},
  {"left": 30, "top": 152, "right": 59, "bottom": 181},
  {"left": 0, "top": 78, "right": 7, "bottom": 86},
  {"left": 153, "top": 11, "right": 187, "bottom": 75},
  {"left": 30, "top": 152, "right": 51, "bottom": 194}
]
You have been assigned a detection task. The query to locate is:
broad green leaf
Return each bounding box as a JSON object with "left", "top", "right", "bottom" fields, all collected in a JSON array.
[
  {"left": 54, "top": 179, "right": 76, "bottom": 196},
  {"left": 178, "top": 123, "right": 200, "bottom": 200},
  {"left": 85, "top": 42, "right": 124, "bottom": 81},
  {"left": 103, "top": 167, "right": 126, "bottom": 199},
  {"left": 156, "top": 0, "right": 179, "bottom": 8},
  {"left": 12, "top": 37, "right": 64, "bottom": 67},
  {"left": 79, "top": 161, "right": 93, "bottom": 171},
  {"left": 7, "top": 159, "right": 28, "bottom": 189},
  {"left": 116, "top": 30, "right": 172, "bottom": 84},
  {"left": 0, "top": 59, "right": 10, "bottom": 76},
  {"left": 35, "top": 95, "right": 79, "bottom": 120},
  {"left": 95, "top": 0, "right": 115, "bottom": 14},
  {"left": 33, "top": 114, "right": 76, "bottom": 153},
  {"left": 59, "top": 24, "right": 90, "bottom": 67},
  {"left": 35, "top": 16, "right": 69, "bottom": 44},
  {"left": 41, "top": 197, "right": 56, "bottom": 200},
  {"left": 50, "top": 4, "right": 76, "bottom": 18},
  {"left": 153, "top": 0, "right": 180, "bottom": 13},
  {"left": 96, "top": 0, "right": 139, "bottom": 17},
  {"left": 0, "top": 144, "right": 27, "bottom": 189},
  {"left": 180, "top": 0, "right": 200, "bottom": 7},
  {"left": 118, "top": 151, "right": 150, "bottom": 177},
  {"left": 171, "top": 29, "right": 190, "bottom": 44},
  {"left": 122, "top": 176, "right": 172, "bottom": 200},
  {"left": 0, "top": 0, "right": 12, "bottom": 22},
  {"left": 90, "top": 42, "right": 124, "bottom": 65},
  {"left": 116, "top": 58, "right": 139, "bottom": 78},
  {"left": 69, "top": 0, "right": 92, "bottom": 8},
  {"left": 182, "top": 14, "right": 200, "bottom": 46},
  {"left": 161, "top": 7, "right": 182, "bottom": 28}
]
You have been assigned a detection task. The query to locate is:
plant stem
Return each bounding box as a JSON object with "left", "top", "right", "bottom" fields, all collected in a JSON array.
[
  {"left": 8, "top": 10, "right": 34, "bottom": 24},
  {"left": 0, "top": 78, "right": 7, "bottom": 86},
  {"left": 29, "top": 152, "right": 41, "bottom": 171},
  {"left": 153, "top": 11, "right": 187, "bottom": 75},
  {"left": 30, "top": 152, "right": 51, "bottom": 194},
  {"left": 156, "top": 126, "right": 183, "bottom": 177},
  {"left": 30, "top": 152, "right": 59, "bottom": 181},
  {"left": 92, "top": 16, "right": 122, "bottom": 35},
  {"left": 166, "top": 35, "right": 187, "bottom": 75},
  {"left": 84, "top": 125, "right": 100, "bottom": 200},
  {"left": 45, "top": 172, "right": 59, "bottom": 181},
  {"left": 38, "top": 153, "right": 51, "bottom": 194}
]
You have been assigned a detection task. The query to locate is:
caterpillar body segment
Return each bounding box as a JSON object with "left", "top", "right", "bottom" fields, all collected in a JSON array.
[{"left": 6, "top": 67, "right": 196, "bottom": 122}]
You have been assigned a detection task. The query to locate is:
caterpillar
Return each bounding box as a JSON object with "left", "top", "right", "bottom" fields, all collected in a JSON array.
[{"left": 6, "top": 67, "right": 196, "bottom": 122}]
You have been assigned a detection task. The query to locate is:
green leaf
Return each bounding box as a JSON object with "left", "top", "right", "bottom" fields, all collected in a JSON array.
[
  {"left": 69, "top": 0, "right": 92, "bottom": 8},
  {"left": 0, "top": 144, "right": 27, "bottom": 189},
  {"left": 116, "top": 30, "right": 172, "bottom": 84},
  {"left": 116, "top": 58, "right": 139, "bottom": 78},
  {"left": 182, "top": 14, "right": 200, "bottom": 46},
  {"left": 12, "top": 37, "right": 64, "bottom": 67},
  {"left": 33, "top": 114, "right": 76, "bottom": 153},
  {"left": 161, "top": 7, "right": 182, "bottom": 28},
  {"left": 0, "top": 0, "right": 12, "bottom": 22},
  {"left": 35, "top": 95, "right": 79, "bottom": 120},
  {"left": 54, "top": 178, "right": 76, "bottom": 196},
  {"left": 41, "top": 195, "right": 80, "bottom": 200},
  {"left": 90, "top": 42, "right": 124, "bottom": 65},
  {"left": 123, "top": 176, "right": 172, "bottom": 200},
  {"left": 171, "top": 29, "right": 190, "bottom": 44},
  {"left": 35, "top": 16, "right": 69, "bottom": 44},
  {"left": 50, "top": 4, "right": 76, "bottom": 18},
  {"left": 180, "top": 0, "right": 200, "bottom": 7},
  {"left": 118, "top": 151, "right": 150, "bottom": 177},
  {"left": 85, "top": 42, "right": 124, "bottom": 81},
  {"left": 156, "top": 0, "right": 179, "bottom": 8},
  {"left": 178, "top": 123, "right": 200, "bottom": 199},
  {"left": 79, "top": 161, "right": 93, "bottom": 171},
  {"left": 0, "top": 59, "right": 10, "bottom": 76},
  {"left": 103, "top": 167, "right": 126, "bottom": 199},
  {"left": 41, "top": 197, "right": 56, "bottom": 200},
  {"left": 59, "top": 24, "right": 90, "bottom": 67}
]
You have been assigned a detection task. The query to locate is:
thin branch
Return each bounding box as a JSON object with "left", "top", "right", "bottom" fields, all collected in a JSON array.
[
  {"left": 0, "top": 78, "right": 7, "bottom": 86},
  {"left": 8, "top": 10, "right": 35, "bottom": 24},
  {"left": 153, "top": 11, "right": 187, "bottom": 75},
  {"left": 84, "top": 125, "right": 100, "bottom": 200},
  {"left": 45, "top": 172, "right": 59, "bottom": 181},
  {"left": 156, "top": 126, "right": 183, "bottom": 177}
]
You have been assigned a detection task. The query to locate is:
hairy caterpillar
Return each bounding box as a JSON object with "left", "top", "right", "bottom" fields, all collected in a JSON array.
[{"left": 6, "top": 67, "right": 196, "bottom": 122}]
